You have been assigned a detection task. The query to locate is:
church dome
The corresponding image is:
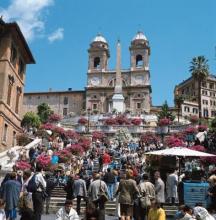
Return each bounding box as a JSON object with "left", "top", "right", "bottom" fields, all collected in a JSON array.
[
  {"left": 92, "top": 34, "right": 107, "bottom": 44},
  {"left": 132, "top": 31, "right": 147, "bottom": 41}
]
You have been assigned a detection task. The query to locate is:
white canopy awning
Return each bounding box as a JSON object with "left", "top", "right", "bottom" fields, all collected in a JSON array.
[{"left": 145, "top": 147, "right": 215, "bottom": 157}]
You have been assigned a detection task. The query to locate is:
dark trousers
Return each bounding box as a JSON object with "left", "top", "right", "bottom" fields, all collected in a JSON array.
[
  {"left": 45, "top": 197, "right": 51, "bottom": 214},
  {"left": 32, "top": 192, "right": 44, "bottom": 220},
  {"left": 76, "top": 196, "right": 87, "bottom": 215},
  {"left": 93, "top": 199, "right": 105, "bottom": 220}
]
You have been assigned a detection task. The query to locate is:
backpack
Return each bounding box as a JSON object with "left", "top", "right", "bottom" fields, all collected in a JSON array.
[{"left": 27, "top": 175, "right": 37, "bottom": 193}]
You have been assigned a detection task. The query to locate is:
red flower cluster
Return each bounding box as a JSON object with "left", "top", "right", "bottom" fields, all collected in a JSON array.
[
  {"left": 158, "top": 118, "right": 171, "bottom": 126},
  {"left": 55, "top": 149, "right": 72, "bottom": 163},
  {"left": 140, "top": 132, "right": 159, "bottom": 145},
  {"left": 79, "top": 138, "right": 91, "bottom": 151},
  {"left": 40, "top": 123, "right": 55, "bottom": 130},
  {"left": 78, "top": 117, "right": 88, "bottom": 125},
  {"left": 68, "top": 144, "right": 84, "bottom": 156},
  {"left": 48, "top": 114, "right": 62, "bottom": 123},
  {"left": 198, "top": 125, "right": 208, "bottom": 132},
  {"left": 37, "top": 154, "right": 51, "bottom": 167},
  {"left": 189, "top": 115, "right": 199, "bottom": 124},
  {"left": 65, "top": 130, "right": 79, "bottom": 139},
  {"left": 184, "top": 126, "right": 197, "bottom": 134},
  {"left": 16, "top": 161, "right": 31, "bottom": 171},
  {"left": 131, "top": 118, "right": 142, "bottom": 126},
  {"left": 92, "top": 131, "right": 105, "bottom": 141},
  {"left": 189, "top": 145, "right": 205, "bottom": 152},
  {"left": 165, "top": 136, "right": 185, "bottom": 148},
  {"left": 105, "top": 118, "right": 116, "bottom": 125},
  {"left": 115, "top": 115, "right": 130, "bottom": 125}
]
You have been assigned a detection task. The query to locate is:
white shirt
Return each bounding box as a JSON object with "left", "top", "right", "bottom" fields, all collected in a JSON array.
[
  {"left": 35, "top": 172, "right": 46, "bottom": 192},
  {"left": 56, "top": 207, "right": 79, "bottom": 220}
]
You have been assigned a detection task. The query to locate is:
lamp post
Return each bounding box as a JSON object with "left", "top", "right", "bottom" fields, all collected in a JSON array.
[{"left": 87, "top": 108, "right": 91, "bottom": 133}]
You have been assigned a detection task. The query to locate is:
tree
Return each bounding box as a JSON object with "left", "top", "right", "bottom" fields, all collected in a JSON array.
[
  {"left": 37, "top": 103, "right": 53, "bottom": 123},
  {"left": 174, "top": 95, "right": 184, "bottom": 123},
  {"left": 158, "top": 101, "right": 175, "bottom": 121},
  {"left": 21, "top": 112, "right": 41, "bottom": 130},
  {"left": 190, "top": 56, "right": 209, "bottom": 120}
]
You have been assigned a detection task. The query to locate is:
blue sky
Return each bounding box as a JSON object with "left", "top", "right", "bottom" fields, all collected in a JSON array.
[{"left": 1, "top": 0, "right": 216, "bottom": 106}]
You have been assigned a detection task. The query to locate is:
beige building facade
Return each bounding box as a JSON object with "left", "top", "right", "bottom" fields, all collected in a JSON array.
[
  {"left": 175, "top": 75, "right": 216, "bottom": 118},
  {"left": 23, "top": 90, "right": 85, "bottom": 116},
  {"left": 0, "top": 19, "right": 35, "bottom": 150},
  {"left": 23, "top": 31, "right": 152, "bottom": 116}
]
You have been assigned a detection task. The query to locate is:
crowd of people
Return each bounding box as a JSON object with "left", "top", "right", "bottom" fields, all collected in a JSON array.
[{"left": 0, "top": 131, "right": 215, "bottom": 220}]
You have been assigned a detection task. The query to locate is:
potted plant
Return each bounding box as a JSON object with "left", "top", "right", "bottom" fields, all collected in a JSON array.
[
  {"left": 158, "top": 118, "right": 171, "bottom": 134},
  {"left": 131, "top": 118, "right": 142, "bottom": 126},
  {"left": 48, "top": 113, "right": 62, "bottom": 123},
  {"left": 189, "top": 115, "right": 199, "bottom": 124},
  {"left": 78, "top": 117, "right": 88, "bottom": 132}
]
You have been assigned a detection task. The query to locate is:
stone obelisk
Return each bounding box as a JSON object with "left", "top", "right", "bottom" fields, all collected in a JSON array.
[{"left": 112, "top": 40, "right": 124, "bottom": 112}]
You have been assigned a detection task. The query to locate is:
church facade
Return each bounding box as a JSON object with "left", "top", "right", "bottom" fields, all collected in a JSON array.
[{"left": 23, "top": 31, "right": 152, "bottom": 116}]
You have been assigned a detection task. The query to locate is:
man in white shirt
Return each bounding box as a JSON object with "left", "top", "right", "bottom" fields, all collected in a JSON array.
[{"left": 56, "top": 200, "right": 79, "bottom": 220}]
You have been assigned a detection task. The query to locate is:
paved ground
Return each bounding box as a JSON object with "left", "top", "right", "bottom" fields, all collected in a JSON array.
[{"left": 16, "top": 214, "right": 117, "bottom": 220}]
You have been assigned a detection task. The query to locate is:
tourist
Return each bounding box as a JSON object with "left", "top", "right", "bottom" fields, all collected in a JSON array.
[
  {"left": 45, "top": 172, "right": 56, "bottom": 214},
  {"left": 64, "top": 172, "right": 75, "bottom": 200},
  {"left": 1, "top": 172, "right": 21, "bottom": 220},
  {"left": 55, "top": 199, "right": 79, "bottom": 220},
  {"left": 103, "top": 168, "right": 116, "bottom": 200},
  {"left": 166, "top": 169, "right": 178, "bottom": 205},
  {"left": 88, "top": 173, "right": 108, "bottom": 220},
  {"left": 102, "top": 150, "right": 111, "bottom": 172},
  {"left": 193, "top": 205, "right": 215, "bottom": 220},
  {"left": 84, "top": 202, "right": 99, "bottom": 220},
  {"left": 179, "top": 205, "right": 194, "bottom": 220},
  {"left": 154, "top": 171, "right": 165, "bottom": 205},
  {"left": 147, "top": 198, "right": 166, "bottom": 220},
  {"left": 138, "top": 173, "right": 155, "bottom": 220},
  {"left": 73, "top": 174, "right": 87, "bottom": 215},
  {"left": 32, "top": 163, "right": 47, "bottom": 220},
  {"left": 115, "top": 169, "right": 139, "bottom": 220},
  {"left": 208, "top": 176, "right": 216, "bottom": 210}
]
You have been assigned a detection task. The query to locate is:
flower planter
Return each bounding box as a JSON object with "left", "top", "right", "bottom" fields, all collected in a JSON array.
[
  {"left": 160, "top": 126, "right": 168, "bottom": 134},
  {"left": 78, "top": 125, "right": 86, "bottom": 132}
]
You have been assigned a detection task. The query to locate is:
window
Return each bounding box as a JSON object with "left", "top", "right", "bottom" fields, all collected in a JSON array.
[
  {"left": 202, "top": 82, "right": 207, "bottom": 88},
  {"left": 64, "top": 97, "right": 68, "bottom": 105},
  {"left": 18, "top": 58, "right": 25, "bottom": 77},
  {"left": 3, "top": 124, "right": 8, "bottom": 142},
  {"left": 136, "top": 54, "right": 143, "bottom": 67},
  {"left": 10, "top": 44, "right": 17, "bottom": 66},
  {"left": 38, "top": 96, "right": 40, "bottom": 99},
  {"left": 94, "top": 57, "right": 100, "bottom": 69},
  {"left": 184, "top": 106, "right": 190, "bottom": 112},
  {"left": 210, "top": 100, "right": 213, "bottom": 106},
  {"left": 15, "top": 87, "right": 22, "bottom": 114},
  {"left": 63, "top": 108, "right": 68, "bottom": 116},
  {"left": 137, "top": 102, "right": 141, "bottom": 109},
  {"left": 202, "top": 99, "right": 208, "bottom": 105},
  {"left": 193, "top": 108, "right": 198, "bottom": 114},
  {"left": 210, "top": 83, "right": 214, "bottom": 89},
  {"left": 93, "top": 103, "right": 97, "bottom": 110},
  {"left": 203, "top": 109, "right": 209, "bottom": 118},
  {"left": 12, "top": 131, "right": 16, "bottom": 146}
]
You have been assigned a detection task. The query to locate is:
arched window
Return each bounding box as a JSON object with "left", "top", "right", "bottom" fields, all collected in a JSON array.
[
  {"left": 94, "top": 57, "right": 100, "bottom": 69},
  {"left": 136, "top": 54, "right": 143, "bottom": 67}
]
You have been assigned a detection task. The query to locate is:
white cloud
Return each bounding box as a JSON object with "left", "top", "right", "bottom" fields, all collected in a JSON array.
[
  {"left": 48, "top": 28, "right": 64, "bottom": 43},
  {"left": 0, "top": 0, "right": 54, "bottom": 41}
]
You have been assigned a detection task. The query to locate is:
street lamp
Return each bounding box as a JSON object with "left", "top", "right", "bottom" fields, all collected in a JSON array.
[{"left": 87, "top": 108, "right": 91, "bottom": 133}]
